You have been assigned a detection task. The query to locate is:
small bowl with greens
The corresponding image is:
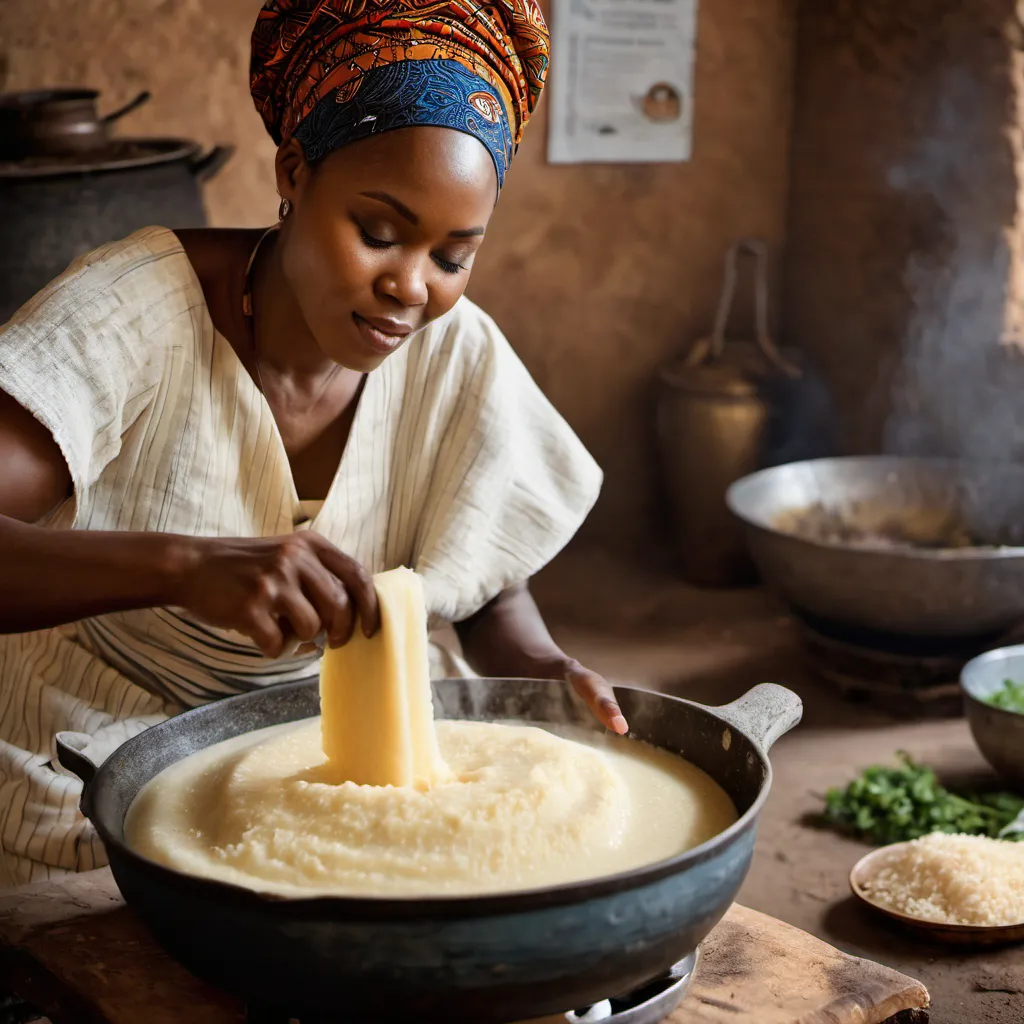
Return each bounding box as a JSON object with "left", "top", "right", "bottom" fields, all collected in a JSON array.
[{"left": 962, "top": 645, "right": 1024, "bottom": 791}]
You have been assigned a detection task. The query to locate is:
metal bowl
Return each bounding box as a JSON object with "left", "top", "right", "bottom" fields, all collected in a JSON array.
[
  {"left": 961, "top": 646, "right": 1024, "bottom": 790},
  {"left": 727, "top": 456, "right": 1024, "bottom": 638},
  {"left": 56, "top": 677, "right": 801, "bottom": 1024}
]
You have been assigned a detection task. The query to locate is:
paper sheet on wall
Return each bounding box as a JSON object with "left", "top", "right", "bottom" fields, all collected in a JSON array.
[{"left": 547, "top": 0, "right": 699, "bottom": 164}]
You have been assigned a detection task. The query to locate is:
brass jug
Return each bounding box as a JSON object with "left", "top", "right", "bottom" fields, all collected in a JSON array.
[{"left": 656, "top": 240, "right": 801, "bottom": 587}]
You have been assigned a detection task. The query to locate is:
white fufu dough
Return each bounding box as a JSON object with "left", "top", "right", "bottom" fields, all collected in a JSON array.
[{"left": 126, "top": 717, "right": 738, "bottom": 897}]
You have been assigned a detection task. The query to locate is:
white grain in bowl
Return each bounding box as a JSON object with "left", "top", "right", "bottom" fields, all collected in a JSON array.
[{"left": 861, "top": 833, "right": 1024, "bottom": 927}]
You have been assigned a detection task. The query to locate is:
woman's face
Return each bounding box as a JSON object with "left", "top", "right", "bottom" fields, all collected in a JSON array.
[{"left": 275, "top": 126, "right": 497, "bottom": 372}]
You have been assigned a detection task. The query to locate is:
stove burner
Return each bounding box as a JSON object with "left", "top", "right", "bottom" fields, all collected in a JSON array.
[
  {"left": 244, "top": 950, "right": 699, "bottom": 1024},
  {"left": 794, "top": 609, "right": 1015, "bottom": 717}
]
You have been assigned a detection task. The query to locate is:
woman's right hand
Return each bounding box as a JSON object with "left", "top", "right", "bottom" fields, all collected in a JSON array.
[{"left": 171, "top": 533, "right": 381, "bottom": 658}]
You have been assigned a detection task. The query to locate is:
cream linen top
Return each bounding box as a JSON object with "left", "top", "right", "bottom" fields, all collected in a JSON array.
[{"left": 0, "top": 227, "right": 601, "bottom": 885}]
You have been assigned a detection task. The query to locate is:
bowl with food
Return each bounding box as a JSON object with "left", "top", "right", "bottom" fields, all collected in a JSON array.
[
  {"left": 962, "top": 645, "right": 1024, "bottom": 790},
  {"left": 850, "top": 833, "right": 1024, "bottom": 946},
  {"left": 727, "top": 456, "right": 1024, "bottom": 639},
  {"left": 825, "top": 752, "right": 1024, "bottom": 944}
]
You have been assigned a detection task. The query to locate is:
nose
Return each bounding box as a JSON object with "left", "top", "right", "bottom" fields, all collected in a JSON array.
[{"left": 375, "top": 255, "right": 428, "bottom": 309}]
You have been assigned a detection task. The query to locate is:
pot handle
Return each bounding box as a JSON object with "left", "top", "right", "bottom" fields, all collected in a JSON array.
[
  {"left": 55, "top": 731, "right": 100, "bottom": 787},
  {"left": 189, "top": 144, "right": 235, "bottom": 183},
  {"left": 55, "top": 732, "right": 101, "bottom": 817},
  {"left": 714, "top": 683, "right": 803, "bottom": 753},
  {"left": 690, "top": 240, "right": 801, "bottom": 379},
  {"left": 101, "top": 90, "right": 152, "bottom": 125}
]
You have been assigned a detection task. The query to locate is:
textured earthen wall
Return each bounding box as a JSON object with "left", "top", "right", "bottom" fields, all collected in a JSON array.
[
  {"left": 785, "top": 0, "right": 1024, "bottom": 459},
  {"left": 1, "top": 0, "right": 797, "bottom": 554}
]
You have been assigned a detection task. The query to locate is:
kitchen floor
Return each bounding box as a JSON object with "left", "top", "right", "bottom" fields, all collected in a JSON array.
[{"left": 534, "top": 548, "right": 1024, "bottom": 1024}]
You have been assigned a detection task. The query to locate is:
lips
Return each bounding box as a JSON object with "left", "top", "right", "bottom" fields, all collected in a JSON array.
[{"left": 353, "top": 313, "right": 413, "bottom": 356}]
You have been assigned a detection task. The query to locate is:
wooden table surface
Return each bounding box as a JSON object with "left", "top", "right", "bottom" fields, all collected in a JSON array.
[{"left": 0, "top": 870, "right": 929, "bottom": 1024}]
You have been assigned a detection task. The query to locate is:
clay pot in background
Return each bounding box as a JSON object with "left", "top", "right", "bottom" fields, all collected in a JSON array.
[{"left": 656, "top": 239, "right": 836, "bottom": 587}]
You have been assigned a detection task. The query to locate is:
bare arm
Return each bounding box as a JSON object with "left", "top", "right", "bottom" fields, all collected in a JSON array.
[
  {"left": 454, "top": 581, "right": 628, "bottom": 734},
  {"left": 0, "top": 389, "right": 379, "bottom": 650},
  {"left": 0, "top": 388, "right": 185, "bottom": 630}
]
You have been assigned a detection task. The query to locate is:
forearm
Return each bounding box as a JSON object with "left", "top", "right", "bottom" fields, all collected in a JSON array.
[
  {"left": 0, "top": 514, "right": 193, "bottom": 633},
  {"left": 454, "top": 582, "right": 571, "bottom": 679}
]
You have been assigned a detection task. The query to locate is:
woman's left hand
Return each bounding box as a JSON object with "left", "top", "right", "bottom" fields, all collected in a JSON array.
[
  {"left": 560, "top": 658, "right": 629, "bottom": 735},
  {"left": 453, "top": 582, "right": 629, "bottom": 735}
]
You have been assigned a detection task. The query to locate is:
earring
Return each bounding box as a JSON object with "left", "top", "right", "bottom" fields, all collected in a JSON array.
[{"left": 278, "top": 198, "right": 292, "bottom": 220}]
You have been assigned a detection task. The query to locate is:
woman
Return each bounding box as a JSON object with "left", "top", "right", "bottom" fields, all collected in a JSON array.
[{"left": 0, "top": 0, "right": 626, "bottom": 888}]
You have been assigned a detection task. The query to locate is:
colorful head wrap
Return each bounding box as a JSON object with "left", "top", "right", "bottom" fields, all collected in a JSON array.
[{"left": 250, "top": 0, "right": 549, "bottom": 188}]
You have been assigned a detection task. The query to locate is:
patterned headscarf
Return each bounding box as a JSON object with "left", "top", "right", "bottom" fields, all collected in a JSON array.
[{"left": 250, "top": 0, "right": 549, "bottom": 188}]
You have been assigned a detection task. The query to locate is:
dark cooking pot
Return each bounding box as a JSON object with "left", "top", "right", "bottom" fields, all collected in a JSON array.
[
  {"left": 0, "top": 88, "right": 152, "bottom": 160},
  {"left": 0, "top": 138, "right": 233, "bottom": 323},
  {"left": 56, "top": 678, "right": 801, "bottom": 1024}
]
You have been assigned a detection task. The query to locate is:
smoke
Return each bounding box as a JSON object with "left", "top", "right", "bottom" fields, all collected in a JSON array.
[{"left": 882, "top": 65, "right": 1024, "bottom": 463}]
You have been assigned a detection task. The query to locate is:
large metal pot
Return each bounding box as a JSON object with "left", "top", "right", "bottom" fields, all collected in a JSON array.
[
  {"left": 56, "top": 677, "right": 801, "bottom": 1024},
  {"left": 728, "top": 455, "right": 1024, "bottom": 639},
  {"left": 0, "top": 138, "right": 233, "bottom": 322}
]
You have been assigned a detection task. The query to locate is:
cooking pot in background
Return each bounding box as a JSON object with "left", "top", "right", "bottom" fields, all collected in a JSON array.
[
  {"left": 0, "top": 87, "right": 233, "bottom": 323},
  {"left": 0, "top": 139, "right": 233, "bottom": 323},
  {"left": 728, "top": 455, "right": 1024, "bottom": 639}
]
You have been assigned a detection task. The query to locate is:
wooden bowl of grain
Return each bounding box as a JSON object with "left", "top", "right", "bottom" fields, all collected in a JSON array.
[{"left": 850, "top": 834, "right": 1024, "bottom": 946}]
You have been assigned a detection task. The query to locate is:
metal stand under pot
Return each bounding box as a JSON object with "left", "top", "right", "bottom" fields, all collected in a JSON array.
[{"left": 242, "top": 952, "right": 699, "bottom": 1023}]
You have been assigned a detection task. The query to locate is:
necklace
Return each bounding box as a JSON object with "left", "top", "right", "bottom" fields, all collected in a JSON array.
[
  {"left": 241, "top": 225, "right": 279, "bottom": 396},
  {"left": 240, "top": 225, "right": 342, "bottom": 404}
]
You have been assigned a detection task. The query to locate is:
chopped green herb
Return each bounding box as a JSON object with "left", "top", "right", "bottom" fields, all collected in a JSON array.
[
  {"left": 983, "top": 679, "right": 1024, "bottom": 714},
  {"left": 822, "top": 752, "right": 1024, "bottom": 845}
]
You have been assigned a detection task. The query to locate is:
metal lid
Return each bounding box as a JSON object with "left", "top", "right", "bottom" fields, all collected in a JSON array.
[
  {"left": 0, "top": 87, "right": 101, "bottom": 111},
  {"left": 0, "top": 137, "right": 200, "bottom": 180}
]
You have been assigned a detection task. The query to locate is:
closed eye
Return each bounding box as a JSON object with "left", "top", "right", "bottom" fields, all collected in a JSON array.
[
  {"left": 433, "top": 255, "right": 466, "bottom": 275},
  {"left": 359, "top": 226, "right": 392, "bottom": 250},
  {"left": 360, "top": 221, "right": 466, "bottom": 274}
]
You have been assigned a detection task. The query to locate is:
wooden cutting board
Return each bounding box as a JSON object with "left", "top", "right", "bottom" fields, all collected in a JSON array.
[{"left": 0, "top": 870, "right": 929, "bottom": 1024}]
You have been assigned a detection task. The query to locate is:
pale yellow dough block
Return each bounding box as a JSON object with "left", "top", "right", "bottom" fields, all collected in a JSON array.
[{"left": 319, "top": 566, "right": 449, "bottom": 788}]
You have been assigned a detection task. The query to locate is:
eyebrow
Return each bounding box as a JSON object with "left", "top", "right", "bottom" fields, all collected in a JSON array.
[{"left": 360, "top": 191, "right": 485, "bottom": 239}]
